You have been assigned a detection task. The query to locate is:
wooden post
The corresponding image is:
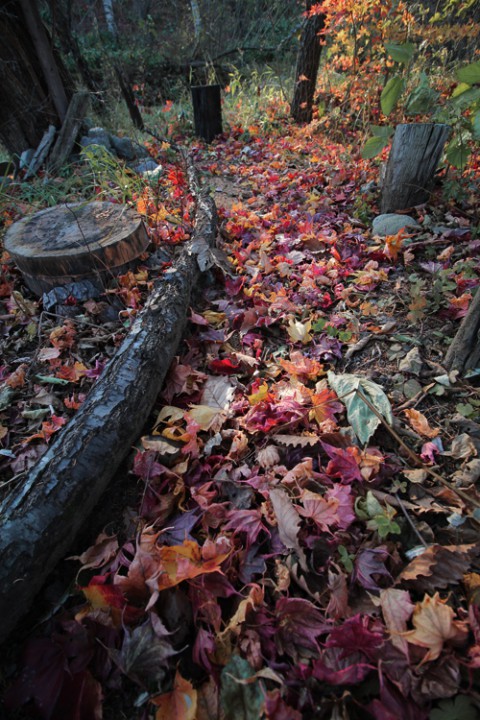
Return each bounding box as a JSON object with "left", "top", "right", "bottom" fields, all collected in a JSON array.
[
  {"left": 48, "top": 91, "right": 90, "bottom": 172},
  {"left": 191, "top": 85, "right": 223, "bottom": 143},
  {"left": 380, "top": 123, "right": 451, "bottom": 213}
]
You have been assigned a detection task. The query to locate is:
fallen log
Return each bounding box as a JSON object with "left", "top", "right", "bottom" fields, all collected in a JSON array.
[{"left": 0, "top": 155, "right": 217, "bottom": 645}]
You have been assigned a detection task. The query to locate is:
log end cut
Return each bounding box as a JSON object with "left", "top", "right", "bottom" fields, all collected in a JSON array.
[{"left": 4, "top": 201, "right": 149, "bottom": 295}]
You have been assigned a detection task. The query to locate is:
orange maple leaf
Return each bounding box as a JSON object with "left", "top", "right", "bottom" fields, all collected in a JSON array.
[
  {"left": 403, "top": 592, "right": 468, "bottom": 663},
  {"left": 152, "top": 670, "right": 197, "bottom": 720},
  {"left": 148, "top": 538, "right": 231, "bottom": 592}
]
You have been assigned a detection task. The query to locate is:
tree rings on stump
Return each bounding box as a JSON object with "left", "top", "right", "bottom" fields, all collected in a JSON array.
[{"left": 4, "top": 201, "right": 149, "bottom": 295}]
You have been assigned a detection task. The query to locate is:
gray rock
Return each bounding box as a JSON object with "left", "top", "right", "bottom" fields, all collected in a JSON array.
[
  {"left": 372, "top": 213, "right": 421, "bottom": 237},
  {"left": 134, "top": 159, "right": 162, "bottom": 175},
  {"left": 110, "top": 135, "right": 149, "bottom": 160},
  {"left": 87, "top": 126, "right": 112, "bottom": 149},
  {"left": 79, "top": 137, "right": 113, "bottom": 155},
  {"left": 19, "top": 148, "right": 35, "bottom": 170}
]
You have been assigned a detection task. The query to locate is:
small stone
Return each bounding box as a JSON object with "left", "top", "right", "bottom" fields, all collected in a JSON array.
[
  {"left": 19, "top": 148, "right": 35, "bottom": 170},
  {"left": 372, "top": 213, "right": 421, "bottom": 237}
]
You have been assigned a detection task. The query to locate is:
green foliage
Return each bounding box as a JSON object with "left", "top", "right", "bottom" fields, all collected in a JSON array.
[{"left": 355, "top": 491, "right": 401, "bottom": 539}]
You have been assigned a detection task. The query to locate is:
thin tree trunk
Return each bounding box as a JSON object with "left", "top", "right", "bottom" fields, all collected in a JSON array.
[
  {"left": 445, "top": 286, "right": 480, "bottom": 373},
  {"left": 290, "top": 2, "right": 325, "bottom": 124},
  {"left": 0, "top": 154, "right": 217, "bottom": 645},
  {"left": 19, "top": 0, "right": 69, "bottom": 122},
  {"left": 102, "top": 0, "right": 118, "bottom": 40}
]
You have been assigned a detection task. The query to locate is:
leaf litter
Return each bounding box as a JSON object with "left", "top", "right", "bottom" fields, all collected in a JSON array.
[{"left": 2, "top": 121, "right": 480, "bottom": 719}]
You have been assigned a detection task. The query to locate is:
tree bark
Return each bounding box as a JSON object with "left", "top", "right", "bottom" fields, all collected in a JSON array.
[
  {"left": 380, "top": 123, "right": 451, "bottom": 212},
  {"left": 191, "top": 85, "right": 223, "bottom": 142},
  {"left": 48, "top": 91, "right": 90, "bottom": 173},
  {"left": 0, "top": 0, "right": 73, "bottom": 156},
  {"left": 290, "top": 2, "right": 325, "bottom": 124},
  {"left": 444, "top": 286, "right": 480, "bottom": 373},
  {"left": 0, "top": 155, "right": 217, "bottom": 645}
]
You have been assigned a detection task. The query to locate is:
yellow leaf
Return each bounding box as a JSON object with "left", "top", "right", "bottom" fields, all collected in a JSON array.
[
  {"left": 287, "top": 318, "right": 312, "bottom": 344},
  {"left": 188, "top": 404, "right": 225, "bottom": 431},
  {"left": 248, "top": 381, "right": 269, "bottom": 405},
  {"left": 403, "top": 592, "right": 468, "bottom": 663}
]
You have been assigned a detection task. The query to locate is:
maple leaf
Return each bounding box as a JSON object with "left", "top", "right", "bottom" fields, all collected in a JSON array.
[
  {"left": 280, "top": 350, "right": 324, "bottom": 381},
  {"left": 269, "top": 487, "right": 307, "bottom": 569},
  {"left": 322, "top": 441, "right": 363, "bottom": 483},
  {"left": 110, "top": 618, "right": 177, "bottom": 688},
  {"left": 80, "top": 574, "right": 143, "bottom": 626},
  {"left": 146, "top": 537, "right": 231, "bottom": 593},
  {"left": 70, "top": 531, "right": 119, "bottom": 575},
  {"left": 379, "top": 588, "right": 415, "bottom": 656},
  {"left": 312, "top": 647, "right": 373, "bottom": 685},
  {"left": 151, "top": 670, "right": 197, "bottom": 720},
  {"left": 310, "top": 386, "right": 342, "bottom": 428},
  {"left": 403, "top": 593, "right": 469, "bottom": 663},
  {"left": 223, "top": 508, "right": 269, "bottom": 545},
  {"left": 287, "top": 317, "right": 313, "bottom": 344},
  {"left": 297, "top": 489, "right": 339, "bottom": 532},
  {"left": 6, "top": 363, "right": 27, "bottom": 388},
  {"left": 275, "top": 597, "right": 330, "bottom": 661},
  {"left": 326, "top": 614, "right": 384, "bottom": 658},
  {"left": 397, "top": 544, "right": 479, "bottom": 593},
  {"left": 404, "top": 408, "right": 440, "bottom": 438},
  {"left": 383, "top": 230, "right": 405, "bottom": 261},
  {"left": 353, "top": 546, "right": 393, "bottom": 591}
]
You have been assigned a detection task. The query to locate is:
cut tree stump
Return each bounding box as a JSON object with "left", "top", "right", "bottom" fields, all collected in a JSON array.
[
  {"left": 0, "top": 154, "right": 217, "bottom": 645},
  {"left": 191, "top": 85, "right": 223, "bottom": 143},
  {"left": 445, "top": 286, "right": 480, "bottom": 373},
  {"left": 4, "top": 201, "right": 149, "bottom": 295},
  {"left": 381, "top": 123, "right": 451, "bottom": 213}
]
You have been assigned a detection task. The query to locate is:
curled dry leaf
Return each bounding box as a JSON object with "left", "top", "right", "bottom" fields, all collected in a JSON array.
[
  {"left": 403, "top": 593, "right": 469, "bottom": 663},
  {"left": 403, "top": 409, "right": 440, "bottom": 438}
]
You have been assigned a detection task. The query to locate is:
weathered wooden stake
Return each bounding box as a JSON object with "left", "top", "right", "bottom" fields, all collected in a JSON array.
[
  {"left": 191, "top": 84, "right": 223, "bottom": 143},
  {"left": 381, "top": 123, "right": 451, "bottom": 213}
]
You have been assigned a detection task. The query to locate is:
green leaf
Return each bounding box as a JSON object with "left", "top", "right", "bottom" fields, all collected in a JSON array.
[
  {"left": 361, "top": 135, "right": 390, "bottom": 159},
  {"left": 446, "top": 137, "right": 471, "bottom": 169},
  {"left": 220, "top": 656, "right": 263, "bottom": 720},
  {"left": 369, "top": 125, "right": 394, "bottom": 138},
  {"left": 430, "top": 694, "right": 479, "bottom": 720},
  {"left": 381, "top": 76, "right": 404, "bottom": 116},
  {"left": 450, "top": 86, "right": 480, "bottom": 111},
  {"left": 35, "top": 374, "right": 70, "bottom": 385},
  {"left": 457, "top": 61, "right": 480, "bottom": 85},
  {"left": 327, "top": 372, "right": 393, "bottom": 445},
  {"left": 451, "top": 82, "right": 472, "bottom": 98},
  {"left": 405, "top": 74, "right": 439, "bottom": 115},
  {"left": 385, "top": 42, "right": 415, "bottom": 64}
]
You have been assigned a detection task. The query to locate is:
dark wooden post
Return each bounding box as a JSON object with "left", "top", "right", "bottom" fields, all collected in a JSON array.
[
  {"left": 380, "top": 123, "right": 451, "bottom": 212},
  {"left": 191, "top": 84, "right": 223, "bottom": 142}
]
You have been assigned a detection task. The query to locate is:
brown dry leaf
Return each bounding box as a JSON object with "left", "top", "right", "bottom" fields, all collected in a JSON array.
[
  {"left": 273, "top": 434, "right": 319, "bottom": 448},
  {"left": 397, "top": 544, "right": 478, "bottom": 593},
  {"left": 270, "top": 488, "right": 307, "bottom": 570},
  {"left": 464, "top": 572, "right": 480, "bottom": 605},
  {"left": 403, "top": 593, "right": 468, "bottom": 663},
  {"left": 403, "top": 409, "right": 440, "bottom": 438},
  {"left": 69, "top": 532, "right": 119, "bottom": 574},
  {"left": 379, "top": 588, "right": 415, "bottom": 656},
  {"left": 196, "top": 678, "right": 219, "bottom": 720}
]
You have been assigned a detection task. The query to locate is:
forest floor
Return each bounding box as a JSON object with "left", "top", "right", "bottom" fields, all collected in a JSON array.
[{"left": 1, "top": 119, "right": 480, "bottom": 719}]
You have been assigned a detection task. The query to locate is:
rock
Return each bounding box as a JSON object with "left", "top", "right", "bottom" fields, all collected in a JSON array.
[
  {"left": 110, "top": 135, "right": 149, "bottom": 160},
  {"left": 372, "top": 213, "right": 421, "bottom": 237},
  {"left": 87, "top": 126, "right": 112, "bottom": 149},
  {"left": 19, "top": 148, "right": 35, "bottom": 170},
  {"left": 79, "top": 137, "right": 113, "bottom": 154},
  {"left": 133, "top": 159, "right": 161, "bottom": 174}
]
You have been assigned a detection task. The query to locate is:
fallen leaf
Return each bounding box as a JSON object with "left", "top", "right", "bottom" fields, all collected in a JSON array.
[
  {"left": 404, "top": 408, "right": 440, "bottom": 438},
  {"left": 152, "top": 670, "right": 197, "bottom": 720},
  {"left": 403, "top": 593, "right": 468, "bottom": 663}
]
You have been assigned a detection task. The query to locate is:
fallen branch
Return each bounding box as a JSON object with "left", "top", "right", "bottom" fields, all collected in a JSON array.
[{"left": 0, "top": 155, "right": 217, "bottom": 645}]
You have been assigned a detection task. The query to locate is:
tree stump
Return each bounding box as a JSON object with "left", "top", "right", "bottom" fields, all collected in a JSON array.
[
  {"left": 445, "top": 286, "right": 480, "bottom": 373},
  {"left": 4, "top": 201, "right": 149, "bottom": 295},
  {"left": 380, "top": 123, "right": 451, "bottom": 212},
  {"left": 191, "top": 85, "right": 223, "bottom": 143}
]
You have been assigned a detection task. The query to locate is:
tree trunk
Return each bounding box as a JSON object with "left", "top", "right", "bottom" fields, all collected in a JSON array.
[
  {"left": 380, "top": 123, "right": 451, "bottom": 213},
  {"left": 290, "top": 3, "right": 325, "bottom": 124},
  {"left": 0, "top": 154, "right": 217, "bottom": 645},
  {"left": 444, "top": 286, "right": 480, "bottom": 373},
  {"left": 191, "top": 85, "right": 223, "bottom": 142},
  {"left": 48, "top": 91, "right": 90, "bottom": 173},
  {"left": 0, "top": 0, "right": 73, "bottom": 156}
]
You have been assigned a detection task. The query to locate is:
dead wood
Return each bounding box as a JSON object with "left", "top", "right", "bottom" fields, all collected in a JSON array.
[
  {"left": 48, "top": 91, "right": 90, "bottom": 173},
  {"left": 444, "top": 286, "right": 480, "bottom": 373},
  {"left": 0, "top": 155, "right": 217, "bottom": 645}
]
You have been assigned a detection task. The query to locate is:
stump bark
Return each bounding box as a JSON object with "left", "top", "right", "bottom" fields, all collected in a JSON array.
[
  {"left": 191, "top": 85, "right": 223, "bottom": 143},
  {"left": 4, "top": 201, "right": 149, "bottom": 295},
  {"left": 445, "top": 286, "right": 480, "bottom": 373},
  {"left": 381, "top": 123, "right": 451, "bottom": 212},
  {"left": 0, "top": 156, "right": 217, "bottom": 645}
]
